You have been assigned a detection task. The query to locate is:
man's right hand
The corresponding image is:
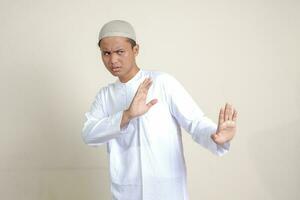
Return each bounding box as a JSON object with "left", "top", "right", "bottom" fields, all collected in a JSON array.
[{"left": 120, "top": 77, "right": 158, "bottom": 128}]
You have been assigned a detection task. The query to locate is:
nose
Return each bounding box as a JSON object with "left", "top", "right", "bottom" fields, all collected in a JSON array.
[{"left": 110, "top": 53, "right": 118, "bottom": 65}]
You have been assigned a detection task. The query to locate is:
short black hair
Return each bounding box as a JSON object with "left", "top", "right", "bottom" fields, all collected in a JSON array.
[{"left": 98, "top": 38, "right": 137, "bottom": 49}]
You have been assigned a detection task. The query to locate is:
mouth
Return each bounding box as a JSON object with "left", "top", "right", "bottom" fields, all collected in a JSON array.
[{"left": 112, "top": 67, "right": 121, "bottom": 72}]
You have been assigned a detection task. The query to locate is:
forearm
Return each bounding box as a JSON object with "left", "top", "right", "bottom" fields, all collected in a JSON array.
[
  {"left": 120, "top": 109, "right": 132, "bottom": 129},
  {"left": 189, "top": 117, "right": 230, "bottom": 156},
  {"left": 82, "top": 110, "right": 133, "bottom": 145}
]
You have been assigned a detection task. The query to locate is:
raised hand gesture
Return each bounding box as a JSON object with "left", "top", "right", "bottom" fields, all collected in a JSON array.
[
  {"left": 211, "top": 103, "right": 238, "bottom": 145},
  {"left": 121, "top": 77, "right": 158, "bottom": 128},
  {"left": 126, "top": 77, "right": 158, "bottom": 119}
]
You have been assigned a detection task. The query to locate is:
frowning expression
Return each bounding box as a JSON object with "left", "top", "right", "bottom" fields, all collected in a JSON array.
[{"left": 99, "top": 36, "right": 139, "bottom": 79}]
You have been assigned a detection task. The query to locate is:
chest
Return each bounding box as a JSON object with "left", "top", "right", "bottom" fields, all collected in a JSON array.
[{"left": 104, "top": 81, "right": 168, "bottom": 116}]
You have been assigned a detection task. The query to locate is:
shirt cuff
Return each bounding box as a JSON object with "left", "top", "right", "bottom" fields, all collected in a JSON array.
[
  {"left": 216, "top": 141, "right": 230, "bottom": 156},
  {"left": 207, "top": 126, "right": 230, "bottom": 156}
]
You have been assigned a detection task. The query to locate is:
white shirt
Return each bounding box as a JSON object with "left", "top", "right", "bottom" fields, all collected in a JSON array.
[{"left": 82, "top": 69, "right": 230, "bottom": 200}]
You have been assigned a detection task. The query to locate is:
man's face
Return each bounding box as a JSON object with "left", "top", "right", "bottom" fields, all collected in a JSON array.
[{"left": 99, "top": 36, "right": 139, "bottom": 79}]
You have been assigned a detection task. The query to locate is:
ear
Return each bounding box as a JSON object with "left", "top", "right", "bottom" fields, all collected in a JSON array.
[{"left": 133, "top": 44, "right": 139, "bottom": 56}]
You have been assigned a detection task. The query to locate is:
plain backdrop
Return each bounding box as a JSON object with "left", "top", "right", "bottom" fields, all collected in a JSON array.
[{"left": 0, "top": 0, "right": 299, "bottom": 199}]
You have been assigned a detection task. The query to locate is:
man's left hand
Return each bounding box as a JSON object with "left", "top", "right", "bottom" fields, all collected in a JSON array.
[{"left": 211, "top": 103, "right": 238, "bottom": 145}]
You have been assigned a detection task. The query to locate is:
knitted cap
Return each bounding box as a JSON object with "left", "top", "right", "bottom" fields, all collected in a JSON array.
[{"left": 98, "top": 20, "right": 136, "bottom": 42}]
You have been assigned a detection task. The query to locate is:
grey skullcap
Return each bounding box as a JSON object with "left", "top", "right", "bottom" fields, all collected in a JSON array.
[{"left": 98, "top": 20, "right": 136, "bottom": 42}]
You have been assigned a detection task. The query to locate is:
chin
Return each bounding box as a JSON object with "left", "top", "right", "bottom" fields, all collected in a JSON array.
[
  {"left": 110, "top": 71, "right": 121, "bottom": 77},
  {"left": 110, "top": 72, "right": 118, "bottom": 76}
]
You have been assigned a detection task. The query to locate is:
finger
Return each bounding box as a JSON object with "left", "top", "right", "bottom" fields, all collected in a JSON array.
[
  {"left": 135, "top": 79, "right": 149, "bottom": 98},
  {"left": 138, "top": 78, "right": 151, "bottom": 93},
  {"left": 224, "top": 103, "right": 229, "bottom": 121},
  {"left": 232, "top": 109, "right": 238, "bottom": 122},
  {"left": 229, "top": 106, "right": 235, "bottom": 121},
  {"left": 225, "top": 103, "right": 232, "bottom": 121},
  {"left": 146, "top": 99, "right": 158, "bottom": 109},
  {"left": 141, "top": 78, "right": 153, "bottom": 94},
  {"left": 143, "top": 77, "right": 151, "bottom": 83},
  {"left": 219, "top": 107, "right": 224, "bottom": 125},
  {"left": 142, "top": 77, "right": 152, "bottom": 88},
  {"left": 228, "top": 104, "right": 233, "bottom": 121},
  {"left": 140, "top": 81, "right": 152, "bottom": 96},
  {"left": 145, "top": 80, "right": 153, "bottom": 90},
  {"left": 139, "top": 77, "right": 150, "bottom": 88}
]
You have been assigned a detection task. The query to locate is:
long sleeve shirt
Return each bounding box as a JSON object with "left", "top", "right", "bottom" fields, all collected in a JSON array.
[{"left": 82, "top": 69, "right": 230, "bottom": 200}]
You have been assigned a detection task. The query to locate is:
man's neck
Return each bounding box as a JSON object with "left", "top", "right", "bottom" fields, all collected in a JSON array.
[{"left": 119, "top": 66, "right": 140, "bottom": 83}]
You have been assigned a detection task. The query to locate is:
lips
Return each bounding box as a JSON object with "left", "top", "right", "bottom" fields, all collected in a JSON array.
[{"left": 112, "top": 67, "right": 121, "bottom": 72}]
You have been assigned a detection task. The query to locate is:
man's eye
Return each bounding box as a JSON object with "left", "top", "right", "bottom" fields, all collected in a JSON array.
[
  {"left": 103, "top": 52, "right": 110, "bottom": 56},
  {"left": 117, "top": 50, "right": 124, "bottom": 55}
]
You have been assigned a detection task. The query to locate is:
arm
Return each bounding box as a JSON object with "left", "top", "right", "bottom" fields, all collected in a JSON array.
[
  {"left": 121, "top": 110, "right": 132, "bottom": 129},
  {"left": 82, "top": 77, "right": 158, "bottom": 147},
  {"left": 162, "top": 74, "right": 230, "bottom": 156},
  {"left": 81, "top": 91, "right": 134, "bottom": 146}
]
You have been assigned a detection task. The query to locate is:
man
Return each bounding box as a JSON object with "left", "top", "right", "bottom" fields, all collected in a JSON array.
[{"left": 82, "top": 20, "right": 237, "bottom": 200}]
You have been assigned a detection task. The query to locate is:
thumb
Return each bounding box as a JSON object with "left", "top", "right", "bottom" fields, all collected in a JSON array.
[
  {"left": 146, "top": 99, "right": 158, "bottom": 109},
  {"left": 211, "top": 133, "right": 219, "bottom": 141}
]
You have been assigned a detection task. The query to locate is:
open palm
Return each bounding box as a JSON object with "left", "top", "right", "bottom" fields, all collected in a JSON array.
[
  {"left": 127, "top": 77, "right": 158, "bottom": 118},
  {"left": 211, "top": 103, "right": 238, "bottom": 145}
]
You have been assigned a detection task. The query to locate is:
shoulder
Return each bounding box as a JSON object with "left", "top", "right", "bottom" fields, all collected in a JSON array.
[{"left": 93, "top": 85, "right": 110, "bottom": 102}]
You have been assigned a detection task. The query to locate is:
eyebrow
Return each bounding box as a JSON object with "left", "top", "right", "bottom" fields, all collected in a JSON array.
[{"left": 102, "top": 48, "right": 125, "bottom": 53}]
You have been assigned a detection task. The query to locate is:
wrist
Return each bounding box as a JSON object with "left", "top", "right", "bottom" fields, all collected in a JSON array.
[{"left": 124, "top": 109, "right": 132, "bottom": 121}]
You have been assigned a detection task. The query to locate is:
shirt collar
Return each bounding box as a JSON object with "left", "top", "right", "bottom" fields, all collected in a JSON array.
[{"left": 114, "top": 68, "right": 143, "bottom": 87}]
